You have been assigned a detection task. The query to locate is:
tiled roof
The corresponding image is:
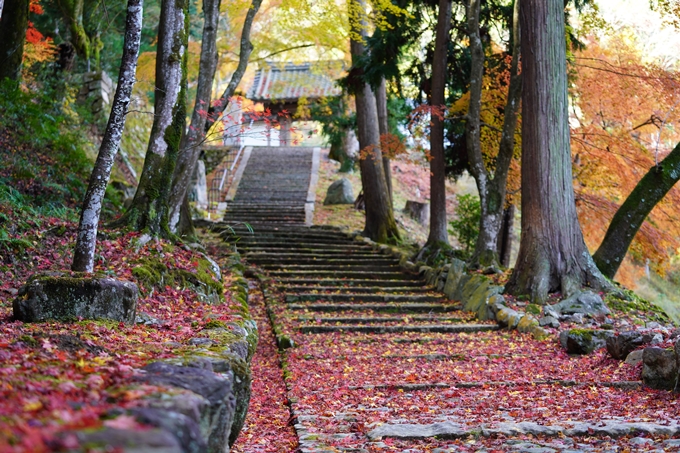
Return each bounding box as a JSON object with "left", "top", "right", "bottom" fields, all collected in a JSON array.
[{"left": 247, "top": 62, "right": 342, "bottom": 102}]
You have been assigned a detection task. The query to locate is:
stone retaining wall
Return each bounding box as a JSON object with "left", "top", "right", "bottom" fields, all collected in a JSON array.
[{"left": 63, "top": 260, "right": 256, "bottom": 453}]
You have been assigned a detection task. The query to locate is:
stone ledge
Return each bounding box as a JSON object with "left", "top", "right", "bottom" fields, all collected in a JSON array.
[{"left": 367, "top": 418, "right": 680, "bottom": 441}]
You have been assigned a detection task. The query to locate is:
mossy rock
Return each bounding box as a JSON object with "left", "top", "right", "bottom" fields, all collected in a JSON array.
[
  {"left": 559, "top": 328, "right": 614, "bottom": 354},
  {"left": 13, "top": 274, "right": 138, "bottom": 324}
]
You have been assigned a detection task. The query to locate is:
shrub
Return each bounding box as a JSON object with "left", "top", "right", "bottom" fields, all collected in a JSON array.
[{"left": 448, "top": 193, "right": 481, "bottom": 260}]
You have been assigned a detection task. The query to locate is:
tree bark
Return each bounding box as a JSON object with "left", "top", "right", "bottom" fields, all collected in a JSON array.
[
  {"left": 72, "top": 0, "right": 143, "bottom": 272},
  {"left": 425, "top": 0, "right": 453, "bottom": 249},
  {"left": 466, "top": 0, "right": 521, "bottom": 268},
  {"left": 113, "top": 0, "right": 189, "bottom": 237},
  {"left": 593, "top": 141, "right": 680, "bottom": 279},
  {"left": 375, "top": 77, "right": 392, "bottom": 206},
  {"left": 0, "top": 0, "right": 29, "bottom": 81},
  {"left": 505, "top": 0, "right": 609, "bottom": 303},
  {"left": 167, "top": 0, "right": 222, "bottom": 235},
  {"left": 57, "top": 0, "right": 100, "bottom": 68},
  {"left": 497, "top": 203, "right": 516, "bottom": 268},
  {"left": 204, "top": 0, "right": 262, "bottom": 133},
  {"left": 349, "top": 0, "right": 399, "bottom": 243}
]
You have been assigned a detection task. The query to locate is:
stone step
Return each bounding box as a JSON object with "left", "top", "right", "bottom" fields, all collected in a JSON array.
[
  {"left": 296, "top": 314, "right": 468, "bottom": 324},
  {"left": 242, "top": 257, "right": 397, "bottom": 266},
  {"left": 299, "top": 324, "right": 498, "bottom": 334},
  {"left": 266, "top": 270, "right": 421, "bottom": 280},
  {"left": 273, "top": 278, "right": 428, "bottom": 288},
  {"left": 238, "top": 242, "right": 370, "bottom": 251},
  {"left": 275, "top": 285, "right": 434, "bottom": 294},
  {"left": 239, "top": 247, "right": 374, "bottom": 255},
  {"left": 258, "top": 264, "right": 401, "bottom": 272},
  {"left": 286, "top": 293, "right": 445, "bottom": 303},
  {"left": 287, "top": 302, "right": 460, "bottom": 313},
  {"left": 234, "top": 237, "right": 357, "bottom": 246}
]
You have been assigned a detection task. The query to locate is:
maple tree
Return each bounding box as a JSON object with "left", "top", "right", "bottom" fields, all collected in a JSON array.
[{"left": 568, "top": 34, "right": 680, "bottom": 283}]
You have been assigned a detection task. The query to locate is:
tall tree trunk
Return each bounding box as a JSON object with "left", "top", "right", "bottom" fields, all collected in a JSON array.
[
  {"left": 203, "top": 0, "right": 262, "bottom": 133},
  {"left": 375, "top": 77, "right": 392, "bottom": 206},
  {"left": 168, "top": 0, "right": 262, "bottom": 236},
  {"left": 505, "top": 0, "right": 609, "bottom": 303},
  {"left": 113, "top": 0, "right": 189, "bottom": 236},
  {"left": 72, "top": 0, "right": 143, "bottom": 272},
  {"left": 0, "top": 0, "right": 29, "bottom": 80},
  {"left": 166, "top": 0, "right": 221, "bottom": 235},
  {"left": 349, "top": 0, "right": 399, "bottom": 243},
  {"left": 593, "top": 141, "right": 680, "bottom": 279},
  {"left": 425, "top": 0, "right": 452, "bottom": 250},
  {"left": 466, "top": 0, "right": 522, "bottom": 269}
]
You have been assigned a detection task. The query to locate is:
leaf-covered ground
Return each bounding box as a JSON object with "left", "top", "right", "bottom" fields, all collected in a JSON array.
[
  {"left": 230, "top": 280, "right": 680, "bottom": 453},
  {"left": 0, "top": 215, "right": 247, "bottom": 452}
]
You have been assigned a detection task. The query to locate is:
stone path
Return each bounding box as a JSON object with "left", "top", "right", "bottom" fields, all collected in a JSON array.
[{"left": 220, "top": 148, "right": 678, "bottom": 452}]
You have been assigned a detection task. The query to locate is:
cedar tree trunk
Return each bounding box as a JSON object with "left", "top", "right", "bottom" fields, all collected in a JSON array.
[
  {"left": 425, "top": 0, "right": 453, "bottom": 249},
  {"left": 0, "top": 0, "right": 29, "bottom": 80},
  {"left": 114, "top": 0, "right": 189, "bottom": 236},
  {"left": 505, "top": 0, "right": 609, "bottom": 303},
  {"left": 593, "top": 141, "right": 680, "bottom": 279},
  {"left": 466, "top": 0, "right": 521, "bottom": 268},
  {"left": 72, "top": 0, "right": 143, "bottom": 272},
  {"left": 375, "top": 77, "right": 392, "bottom": 206},
  {"left": 349, "top": 0, "right": 399, "bottom": 243}
]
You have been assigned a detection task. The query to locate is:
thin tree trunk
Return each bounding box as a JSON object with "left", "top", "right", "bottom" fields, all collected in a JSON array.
[
  {"left": 113, "top": 0, "right": 188, "bottom": 236},
  {"left": 72, "top": 0, "right": 143, "bottom": 272},
  {"left": 375, "top": 77, "right": 392, "bottom": 206},
  {"left": 505, "top": 0, "right": 609, "bottom": 303},
  {"left": 349, "top": 0, "right": 399, "bottom": 243},
  {"left": 425, "top": 0, "right": 453, "bottom": 249},
  {"left": 167, "top": 0, "right": 222, "bottom": 235},
  {"left": 0, "top": 0, "right": 29, "bottom": 80},
  {"left": 593, "top": 141, "right": 680, "bottom": 279},
  {"left": 468, "top": 0, "right": 521, "bottom": 268},
  {"left": 497, "top": 203, "right": 516, "bottom": 268},
  {"left": 204, "top": 0, "right": 262, "bottom": 134}
]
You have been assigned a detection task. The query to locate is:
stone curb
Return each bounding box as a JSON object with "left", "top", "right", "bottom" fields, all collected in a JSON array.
[{"left": 63, "top": 252, "right": 257, "bottom": 453}]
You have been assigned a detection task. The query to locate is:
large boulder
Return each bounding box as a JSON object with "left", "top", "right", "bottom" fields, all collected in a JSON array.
[
  {"left": 559, "top": 329, "right": 614, "bottom": 354},
  {"left": 552, "top": 290, "right": 610, "bottom": 316},
  {"left": 323, "top": 178, "right": 354, "bottom": 205},
  {"left": 642, "top": 347, "right": 678, "bottom": 390},
  {"left": 13, "top": 274, "right": 138, "bottom": 324},
  {"left": 606, "top": 331, "right": 645, "bottom": 360}
]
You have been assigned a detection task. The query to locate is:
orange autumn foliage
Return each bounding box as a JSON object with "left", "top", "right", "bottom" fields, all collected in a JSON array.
[
  {"left": 24, "top": 0, "right": 55, "bottom": 66},
  {"left": 570, "top": 34, "right": 680, "bottom": 287}
]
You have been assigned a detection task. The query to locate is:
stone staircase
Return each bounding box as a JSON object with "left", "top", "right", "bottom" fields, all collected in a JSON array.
[
  {"left": 223, "top": 147, "right": 319, "bottom": 226},
  {"left": 217, "top": 224, "right": 496, "bottom": 337}
]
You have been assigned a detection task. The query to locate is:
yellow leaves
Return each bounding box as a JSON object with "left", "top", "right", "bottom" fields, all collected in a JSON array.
[{"left": 23, "top": 398, "right": 43, "bottom": 412}]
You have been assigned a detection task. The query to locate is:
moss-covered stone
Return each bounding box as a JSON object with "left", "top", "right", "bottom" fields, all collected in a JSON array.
[{"left": 13, "top": 274, "right": 138, "bottom": 324}]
